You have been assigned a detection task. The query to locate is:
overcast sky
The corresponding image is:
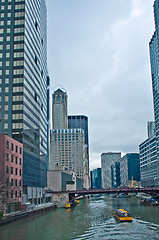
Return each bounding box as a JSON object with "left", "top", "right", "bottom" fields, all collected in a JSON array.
[{"left": 46, "top": 0, "right": 155, "bottom": 170}]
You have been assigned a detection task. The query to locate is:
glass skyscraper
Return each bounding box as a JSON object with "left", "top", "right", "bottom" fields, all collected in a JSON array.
[
  {"left": 148, "top": 0, "right": 159, "bottom": 186},
  {"left": 0, "top": 0, "right": 48, "bottom": 193}
]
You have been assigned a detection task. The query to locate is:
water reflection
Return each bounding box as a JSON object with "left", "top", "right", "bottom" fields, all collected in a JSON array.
[{"left": 0, "top": 195, "right": 159, "bottom": 240}]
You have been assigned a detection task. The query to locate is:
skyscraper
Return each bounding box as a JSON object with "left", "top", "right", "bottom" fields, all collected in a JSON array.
[
  {"left": 50, "top": 89, "right": 89, "bottom": 188},
  {"left": 148, "top": 0, "right": 159, "bottom": 186},
  {"left": 52, "top": 88, "right": 68, "bottom": 129},
  {"left": 68, "top": 115, "right": 89, "bottom": 188},
  {"left": 0, "top": 0, "right": 48, "bottom": 202}
]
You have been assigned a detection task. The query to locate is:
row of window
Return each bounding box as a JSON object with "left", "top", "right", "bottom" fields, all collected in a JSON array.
[
  {"left": 0, "top": 95, "right": 23, "bottom": 103},
  {"left": 0, "top": 12, "right": 25, "bottom": 18},
  {"left": 6, "top": 142, "right": 22, "bottom": 154},
  {"left": 6, "top": 178, "right": 22, "bottom": 187},
  {"left": 0, "top": 70, "right": 23, "bottom": 78},
  {"left": 3, "top": 122, "right": 23, "bottom": 130},
  {"left": 0, "top": 77, "right": 23, "bottom": 85},
  {"left": 5, "top": 189, "right": 22, "bottom": 199},
  {"left": 6, "top": 166, "right": 22, "bottom": 176}
]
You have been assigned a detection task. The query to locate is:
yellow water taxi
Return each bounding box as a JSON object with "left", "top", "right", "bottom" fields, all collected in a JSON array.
[
  {"left": 114, "top": 209, "right": 132, "bottom": 222},
  {"left": 65, "top": 201, "right": 77, "bottom": 209}
]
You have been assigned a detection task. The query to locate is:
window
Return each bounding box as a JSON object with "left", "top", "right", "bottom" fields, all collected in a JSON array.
[
  {"left": 5, "top": 78, "right": 9, "bottom": 83},
  {"left": 6, "top": 165, "right": 9, "bottom": 173},
  {"left": 11, "top": 155, "right": 14, "bottom": 163},
  {"left": 6, "top": 53, "right": 10, "bottom": 58},
  {"left": 11, "top": 167, "right": 13, "bottom": 174},
  {"left": 16, "top": 145, "right": 18, "bottom": 153},
  {"left": 11, "top": 143, "right": 14, "bottom": 151},
  {"left": 6, "top": 141, "right": 9, "bottom": 148},
  {"left": 19, "top": 191, "right": 21, "bottom": 198},
  {"left": 5, "top": 105, "right": 8, "bottom": 110},
  {"left": 15, "top": 179, "right": 17, "bottom": 186},
  {"left": 35, "top": 21, "right": 38, "bottom": 30},
  {"left": 6, "top": 61, "right": 9, "bottom": 66},
  {"left": 19, "top": 169, "right": 21, "bottom": 176},
  {"left": 16, "top": 157, "right": 18, "bottom": 164},
  {"left": 19, "top": 158, "right": 21, "bottom": 165},
  {"left": 15, "top": 191, "right": 17, "bottom": 198},
  {"left": 5, "top": 87, "right": 9, "bottom": 92},
  {"left": 5, "top": 96, "right": 9, "bottom": 101},
  {"left": 19, "top": 180, "right": 21, "bottom": 187},
  {"left": 6, "top": 153, "right": 9, "bottom": 161},
  {"left": 11, "top": 178, "right": 13, "bottom": 186},
  {"left": 11, "top": 191, "right": 13, "bottom": 198},
  {"left": 20, "top": 147, "right": 22, "bottom": 154},
  {"left": 7, "top": 28, "right": 10, "bottom": 33},
  {"left": 6, "top": 36, "right": 10, "bottom": 41},
  {"left": 6, "top": 178, "right": 9, "bottom": 186},
  {"left": 15, "top": 168, "right": 18, "bottom": 175},
  {"left": 4, "top": 114, "right": 8, "bottom": 120},
  {"left": 35, "top": 56, "right": 37, "bottom": 65}
]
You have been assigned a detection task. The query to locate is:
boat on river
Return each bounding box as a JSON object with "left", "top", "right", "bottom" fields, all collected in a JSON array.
[
  {"left": 114, "top": 209, "right": 133, "bottom": 222},
  {"left": 65, "top": 201, "right": 77, "bottom": 209},
  {"left": 139, "top": 198, "right": 159, "bottom": 206}
]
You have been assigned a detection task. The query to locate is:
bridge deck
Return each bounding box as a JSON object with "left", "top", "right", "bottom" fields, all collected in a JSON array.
[{"left": 50, "top": 187, "right": 159, "bottom": 195}]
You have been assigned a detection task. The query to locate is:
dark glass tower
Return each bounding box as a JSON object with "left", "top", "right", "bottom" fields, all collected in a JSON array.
[{"left": 0, "top": 0, "right": 48, "bottom": 188}]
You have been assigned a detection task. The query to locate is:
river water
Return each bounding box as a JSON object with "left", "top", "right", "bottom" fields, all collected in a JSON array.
[{"left": 0, "top": 195, "right": 159, "bottom": 240}]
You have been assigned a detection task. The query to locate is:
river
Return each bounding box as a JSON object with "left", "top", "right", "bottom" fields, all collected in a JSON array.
[{"left": 0, "top": 195, "right": 159, "bottom": 240}]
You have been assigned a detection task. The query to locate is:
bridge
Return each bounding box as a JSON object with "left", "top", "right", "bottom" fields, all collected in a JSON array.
[{"left": 49, "top": 187, "right": 159, "bottom": 203}]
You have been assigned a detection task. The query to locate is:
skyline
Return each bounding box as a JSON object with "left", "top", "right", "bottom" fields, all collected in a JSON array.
[{"left": 46, "top": 0, "right": 155, "bottom": 170}]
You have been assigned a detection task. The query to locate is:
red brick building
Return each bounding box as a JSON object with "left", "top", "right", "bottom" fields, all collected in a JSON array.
[{"left": 0, "top": 134, "right": 23, "bottom": 214}]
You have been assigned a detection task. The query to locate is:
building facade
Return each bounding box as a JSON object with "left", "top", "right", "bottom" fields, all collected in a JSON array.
[
  {"left": 139, "top": 121, "right": 157, "bottom": 187},
  {"left": 140, "top": 0, "right": 159, "bottom": 187},
  {"left": 52, "top": 88, "right": 68, "bottom": 129},
  {"left": 68, "top": 115, "right": 89, "bottom": 189},
  {"left": 120, "top": 153, "right": 140, "bottom": 187},
  {"left": 47, "top": 164, "right": 83, "bottom": 192},
  {"left": 50, "top": 129, "right": 85, "bottom": 180},
  {"left": 111, "top": 162, "right": 120, "bottom": 188},
  {"left": 90, "top": 168, "right": 101, "bottom": 189},
  {"left": 0, "top": 134, "right": 23, "bottom": 214},
  {"left": 0, "top": 0, "right": 48, "bottom": 201},
  {"left": 101, "top": 152, "right": 121, "bottom": 189}
]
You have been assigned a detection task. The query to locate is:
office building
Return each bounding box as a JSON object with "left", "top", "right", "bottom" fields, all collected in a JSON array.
[
  {"left": 139, "top": 122, "right": 157, "bottom": 187},
  {"left": 68, "top": 115, "right": 89, "bottom": 189},
  {"left": 52, "top": 88, "right": 68, "bottom": 129},
  {"left": 0, "top": 0, "right": 48, "bottom": 202},
  {"left": 101, "top": 152, "right": 121, "bottom": 189},
  {"left": 111, "top": 162, "right": 120, "bottom": 188},
  {"left": 139, "top": 0, "right": 159, "bottom": 187},
  {"left": 50, "top": 89, "right": 89, "bottom": 189},
  {"left": 50, "top": 128, "right": 85, "bottom": 180},
  {"left": 0, "top": 134, "right": 23, "bottom": 214},
  {"left": 120, "top": 153, "right": 140, "bottom": 187},
  {"left": 90, "top": 168, "right": 101, "bottom": 189}
]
